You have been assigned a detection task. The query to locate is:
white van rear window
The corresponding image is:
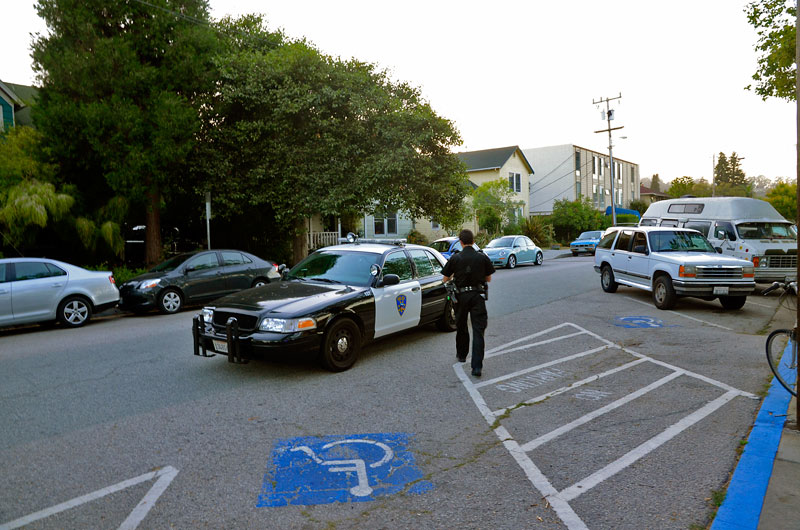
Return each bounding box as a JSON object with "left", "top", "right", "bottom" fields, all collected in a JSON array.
[{"left": 667, "top": 203, "right": 704, "bottom": 214}]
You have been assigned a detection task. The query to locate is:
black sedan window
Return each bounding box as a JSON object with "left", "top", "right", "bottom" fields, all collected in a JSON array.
[
  {"left": 185, "top": 253, "right": 220, "bottom": 271},
  {"left": 150, "top": 253, "right": 195, "bottom": 272},
  {"left": 289, "top": 251, "right": 380, "bottom": 286}
]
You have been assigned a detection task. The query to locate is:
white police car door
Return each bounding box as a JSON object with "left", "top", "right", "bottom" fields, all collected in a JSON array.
[{"left": 372, "top": 250, "right": 421, "bottom": 338}]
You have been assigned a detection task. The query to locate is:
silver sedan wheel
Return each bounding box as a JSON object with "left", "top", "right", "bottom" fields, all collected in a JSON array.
[{"left": 63, "top": 300, "right": 89, "bottom": 325}]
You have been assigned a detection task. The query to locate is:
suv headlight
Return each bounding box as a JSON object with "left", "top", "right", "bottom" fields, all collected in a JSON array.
[
  {"left": 679, "top": 265, "right": 696, "bottom": 278},
  {"left": 138, "top": 279, "right": 161, "bottom": 290},
  {"left": 743, "top": 266, "right": 755, "bottom": 278},
  {"left": 202, "top": 308, "right": 214, "bottom": 324},
  {"left": 259, "top": 317, "right": 317, "bottom": 333}
]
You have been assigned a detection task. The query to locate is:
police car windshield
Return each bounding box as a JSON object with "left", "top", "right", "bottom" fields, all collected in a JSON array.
[
  {"left": 736, "top": 222, "right": 796, "bottom": 240},
  {"left": 577, "top": 231, "right": 603, "bottom": 240},
  {"left": 648, "top": 231, "right": 716, "bottom": 253},
  {"left": 487, "top": 237, "right": 516, "bottom": 248},
  {"left": 288, "top": 250, "right": 381, "bottom": 286}
]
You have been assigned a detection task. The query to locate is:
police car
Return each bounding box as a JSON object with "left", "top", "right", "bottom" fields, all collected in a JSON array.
[{"left": 193, "top": 236, "right": 457, "bottom": 371}]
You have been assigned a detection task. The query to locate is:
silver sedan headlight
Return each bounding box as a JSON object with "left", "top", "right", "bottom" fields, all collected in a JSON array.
[{"left": 259, "top": 317, "right": 317, "bottom": 333}]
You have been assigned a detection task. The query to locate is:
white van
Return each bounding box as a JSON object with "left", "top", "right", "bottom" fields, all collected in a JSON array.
[{"left": 639, "top": 197, "right": 796, "bottom": 283}]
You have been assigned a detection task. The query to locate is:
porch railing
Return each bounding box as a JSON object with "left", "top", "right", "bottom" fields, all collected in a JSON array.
[{"left": 308, "top": 231, "right": 339, "bottom": 250}]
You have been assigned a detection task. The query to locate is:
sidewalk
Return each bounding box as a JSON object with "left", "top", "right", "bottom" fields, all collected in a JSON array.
[{"left": 758, "top": 395, "right": 798, "bottom": 529}]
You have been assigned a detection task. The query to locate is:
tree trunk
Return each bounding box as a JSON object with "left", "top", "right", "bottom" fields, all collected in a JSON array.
[
  {"left": 145, "top": 182, "right": 162, "bottom": 267},
  {"left": 292, "top": 217, "right": 307, "bottom": 266}
]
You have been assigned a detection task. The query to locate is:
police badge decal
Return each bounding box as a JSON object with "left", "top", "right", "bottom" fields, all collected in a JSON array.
[{"left": 395, "top": 295, "right": 407, "bottom": 316}]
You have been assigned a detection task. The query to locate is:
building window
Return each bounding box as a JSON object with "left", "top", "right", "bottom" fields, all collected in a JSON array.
[
  {"left": 509, "top": 172, "right": 521, "bottom": 193},
  {"left": 374, "top": 211, "right": 397, "bottom": 235},
  {"left": 575, "top": 151, "right": 581, "bottom": 172},
  {"left": 431, "top": 219, "right": 440, "bottom": 230},
  {"left": 576, "top": 181, "right": 581, "bottom": 198}
]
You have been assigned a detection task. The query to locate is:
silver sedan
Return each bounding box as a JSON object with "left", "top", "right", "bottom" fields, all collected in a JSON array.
[{"left": 0, "top": 258, "right": 120, "bottom": 328}]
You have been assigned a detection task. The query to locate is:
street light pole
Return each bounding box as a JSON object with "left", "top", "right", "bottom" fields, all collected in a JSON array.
[{"left": 593, "top": 93, "right": 623, "bottom": 225}]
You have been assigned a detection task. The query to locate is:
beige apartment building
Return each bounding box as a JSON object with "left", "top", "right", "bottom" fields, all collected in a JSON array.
[{"left": 524, "top": 144, "right": 639, "bottom": 215}]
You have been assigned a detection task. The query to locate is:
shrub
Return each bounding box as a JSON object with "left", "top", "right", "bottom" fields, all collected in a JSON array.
[
  {"left": 405, "top": 229, "right": 429, "bottom": 245},
  {"left": 520, "top": 216, "right": 554, "bottom": 247},
  {"left": 112, "top": 265, "right": 149, "bottom": 284}
]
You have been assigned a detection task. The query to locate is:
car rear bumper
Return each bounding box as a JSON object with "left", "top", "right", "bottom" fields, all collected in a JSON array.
[{"left": 192, "top": 315, "right": 322, "bottom": 362}]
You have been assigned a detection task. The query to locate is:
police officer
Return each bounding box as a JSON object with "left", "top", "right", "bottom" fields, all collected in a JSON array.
[{"left": 441, "top": 229, "right": 495, "bottom": 377}]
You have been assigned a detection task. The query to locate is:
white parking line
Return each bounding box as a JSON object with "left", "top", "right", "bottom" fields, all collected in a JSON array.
[
  {"left": 485, "top": 331, "right": 586, "bottom": 358},
  {"left": 0, "top": 466, "right": 178, "bottom": 530},
  {"left": 558, "top": 390, "right": 738, "bottom": 502},
  {"left": 520, "top": 371, "right": 683, "bottom": 452},
  {"left": 457, "top": 322, "right": 754, "bottom": 530},
  {"left": 624, "top": 297, "right": 733, "bottom": 330}
]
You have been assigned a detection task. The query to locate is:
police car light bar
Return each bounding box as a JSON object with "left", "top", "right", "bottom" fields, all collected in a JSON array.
[{"left": 337, "top": 233, "right": 406, "bottom": 246}]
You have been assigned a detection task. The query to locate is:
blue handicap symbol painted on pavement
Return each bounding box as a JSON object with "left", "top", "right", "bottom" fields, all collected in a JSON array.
[
  {"left": 613, "top": 316, "right": 678, "bottom": 328},
  {"left": 256, "top": 432, "right": 433, "bottom": 507}
]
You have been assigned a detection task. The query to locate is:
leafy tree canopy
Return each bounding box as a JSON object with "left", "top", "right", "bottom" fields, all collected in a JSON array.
[
  {"left": 650, "top": 174, "right": 662, "bottom": 192},
  {"left": 714, "top": 151, "right": 748, "bottom": 186},
  {"left": 471, "top": 178, "right": 522, "bottom": 234},
  {"left": 551, "top": 197, "right": 602, "bottom": 242},
  {"left": 745, "top": 0, "right": 796, "bottom": 101},
  {"left": 194, "top": 16, "right": 468, "bottom": 261},
  {"left": 766, "top": 179, "right": 797, "bottom": 220},
  {"left": 667, "top": 176, "right": 695, "bottom": 198}
]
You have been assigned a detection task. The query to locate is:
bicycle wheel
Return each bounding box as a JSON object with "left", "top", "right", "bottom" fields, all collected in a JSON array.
[{"left": 765, "top": 329, "right": 798, "bottom": 397}]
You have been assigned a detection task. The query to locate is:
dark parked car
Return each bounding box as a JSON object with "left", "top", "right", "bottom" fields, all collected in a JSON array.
[
  {"left": 192, "top": 240, "right": 457, "bottom": 371},
  {"left": 0, "top": 258, "right": 119, "bottom": 328},
  {"left": 120, "top": 250, "right": 280, "bottom": 314},
  {"left": 429, "top": 237, "right": 481, "bottom": 259}
]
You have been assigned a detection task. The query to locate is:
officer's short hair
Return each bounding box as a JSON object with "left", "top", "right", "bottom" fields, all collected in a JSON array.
[{"left": 459, "top": 229, "right": 474, "bottom": 245}]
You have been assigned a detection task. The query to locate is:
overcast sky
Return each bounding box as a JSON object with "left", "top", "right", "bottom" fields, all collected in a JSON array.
[{"left": 3, "top": 1, "right": 795, "bottom": 184}]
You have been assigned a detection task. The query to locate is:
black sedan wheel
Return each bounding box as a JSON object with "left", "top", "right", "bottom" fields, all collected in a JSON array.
[
  {"left": 437, "top": 299, "right": 457, "bottom": 332},
  {"left": 57, "top": 296, "right": 92, "bottom": 327},
  {"left": 252, "top": 277, "right": 269, "bottom": 288},
  {"left": 320, "top": 318, "right": 361, "bottom": 372},
  {"left": 158, "top": 289, "right": 183, "bottom": 314}
]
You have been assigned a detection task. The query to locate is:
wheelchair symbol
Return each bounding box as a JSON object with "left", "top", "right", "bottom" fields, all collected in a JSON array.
[{"left": 290, "top": 439, "right": 394, "bottom": 497}]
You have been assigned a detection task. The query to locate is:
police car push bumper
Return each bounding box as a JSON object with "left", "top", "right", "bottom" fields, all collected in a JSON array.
[{"left": 193, "top": 314, "right": 322, "bottom": 363}]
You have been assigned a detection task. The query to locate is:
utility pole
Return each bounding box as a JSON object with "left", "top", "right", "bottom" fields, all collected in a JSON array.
[
  {"left": 712, "top": 153, "right": 716, "bottom": 197},
  {"left": 795, "top": 0, "right": 798, "bottom": 430},
  {"left": 593, "top": 93, "right": 624, "bottom": 225}
]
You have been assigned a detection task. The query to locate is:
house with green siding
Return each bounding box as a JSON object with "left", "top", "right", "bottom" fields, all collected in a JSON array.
[{"left": 0, "top": 80, "right": 37, "bottom": 130}]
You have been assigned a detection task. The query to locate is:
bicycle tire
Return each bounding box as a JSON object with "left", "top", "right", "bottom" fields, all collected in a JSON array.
[{"left": 765, "top": 329, "right": 798, "bottom": 397}]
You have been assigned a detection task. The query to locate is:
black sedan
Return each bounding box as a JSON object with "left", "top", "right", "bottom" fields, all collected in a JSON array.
[
  {"left": 120, "top": 249, "right": 280, "bottom": 314},
  {"left": 192, "top": 241, "right": 457, "bottom": 371}
]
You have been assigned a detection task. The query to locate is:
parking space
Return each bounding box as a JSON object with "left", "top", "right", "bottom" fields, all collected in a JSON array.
[{"left": 456, "top": 321, "right": 758, "bottom": 530}]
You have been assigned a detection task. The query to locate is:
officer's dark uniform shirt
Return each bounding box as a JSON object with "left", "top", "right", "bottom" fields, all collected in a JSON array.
[{"left": 442, "top": 245, "right": 495, "bottom": 288}]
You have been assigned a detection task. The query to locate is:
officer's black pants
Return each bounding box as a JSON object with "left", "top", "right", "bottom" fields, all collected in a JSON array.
[{"left": 455, "top": 292, "right": 488, "bottom": 370}]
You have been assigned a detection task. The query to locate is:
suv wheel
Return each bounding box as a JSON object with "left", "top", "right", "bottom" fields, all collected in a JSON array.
[
  {"left": 719, "top": 295, "right": 746, "bottom": 310},
  {"left": 601, "top": 265, "right": 618, "bottom": 293},
  {"left": 653, "top": 276, "right": 677, "bottom": 310}
]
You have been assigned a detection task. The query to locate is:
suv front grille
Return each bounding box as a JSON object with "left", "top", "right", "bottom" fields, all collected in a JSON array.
[
  {"left": 766, "top": 255, "right": 797, "bottom": 269},
  {"left": 213, "top": 311, "right": 258, "bottom": 331},
  {"left": 696, "top": 267, "right": 742, "bottom": 279}
]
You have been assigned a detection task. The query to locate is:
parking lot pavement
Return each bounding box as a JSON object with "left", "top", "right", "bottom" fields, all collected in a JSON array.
[{"left": 458, "top": 317, "right": 760, "bottom": 529}]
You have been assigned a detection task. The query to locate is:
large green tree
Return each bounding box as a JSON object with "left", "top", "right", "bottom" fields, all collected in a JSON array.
[
  {"left": 471, "top": 178, "right": 523, "bottom": 234},
  {"left": 650, "top": 174, "right": 662, "bottom": 192},
  {"left": 667, "top": 176, "right": 695, "bottom": 198},
  {"left": 551, "top": 197, "right": 602, "bottom": 242},
  {"left": 766, "top": 179, "right": 797, "bottom": 220},
  {"left": 745, "top": 0, "right": 796, "bottom": 101},
  {"left": 714, "top": 151, "right": 748, "bottom": 187},
  {"left": 195, "top": 16, "right": 467, "bottom": 263},
  {"left": 32, "top": 0, "right": 219, "bottom": 265}
]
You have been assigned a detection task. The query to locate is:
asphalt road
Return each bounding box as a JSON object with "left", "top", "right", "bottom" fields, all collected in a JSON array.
[{"left": 0, "top": 252, "right": 788, "bottom": 529}]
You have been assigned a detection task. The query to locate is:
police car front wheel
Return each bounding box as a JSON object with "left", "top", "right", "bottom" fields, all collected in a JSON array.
[{"left": 320, "top": 318, "right": 361, "bottom": 372}]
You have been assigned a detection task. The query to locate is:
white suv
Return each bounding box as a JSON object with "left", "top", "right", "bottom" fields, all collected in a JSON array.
[{"left": 594, "top": 226, "right": 756, "bottom": 310}]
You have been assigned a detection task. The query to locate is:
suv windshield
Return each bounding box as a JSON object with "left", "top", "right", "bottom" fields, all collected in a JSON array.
[
  {"left": 648, "top": 231, "right": 716, "bottom": 253},
  {"left": 577, "top": 231, "right": 603, "bottom": 240},
  {"left": 149, "top": 252, "right": 195, "bottom": 272},
  {"left": 487, "top": 236, "right": 516, "bottom": 248},
  {"left": 735, "top": 222, "right": 796, "bottom": 240},
  {"left": 288, "top": 250, "right": 381, "bottom": 286}
]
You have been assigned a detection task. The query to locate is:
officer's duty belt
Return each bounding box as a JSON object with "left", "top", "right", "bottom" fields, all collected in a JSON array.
[{"left": 457, "top": 286, "right": 484, "bottom": 293}]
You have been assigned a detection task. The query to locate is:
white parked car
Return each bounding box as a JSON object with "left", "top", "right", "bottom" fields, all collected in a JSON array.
[
  {"left": 0, "top": 258, "right": 119, "bottom": 328},
  {"left": 593, "top": 227, "right": 756, "bottom": 310}
]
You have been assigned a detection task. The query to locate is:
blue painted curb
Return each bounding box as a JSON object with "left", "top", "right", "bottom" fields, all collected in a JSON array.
[{"left": 711, "top": 344, "right": 794, "bottom": 530}]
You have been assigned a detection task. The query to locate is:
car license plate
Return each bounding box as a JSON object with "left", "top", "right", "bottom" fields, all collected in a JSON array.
[
  {"left": 213, "top": 340, "right": 229, "bottom": 353},
  {"left": 713, "top": 286, "right": 729, "bottom": 295}
]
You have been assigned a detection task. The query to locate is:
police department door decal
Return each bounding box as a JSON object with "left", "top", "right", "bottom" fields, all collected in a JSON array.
[{"left": 396, "top": 294, "right": 407, "bottom": 315}]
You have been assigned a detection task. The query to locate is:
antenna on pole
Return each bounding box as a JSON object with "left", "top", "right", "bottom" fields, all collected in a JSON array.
[{"left": 592, "top": 93, "right": 623, "bottom": 226}]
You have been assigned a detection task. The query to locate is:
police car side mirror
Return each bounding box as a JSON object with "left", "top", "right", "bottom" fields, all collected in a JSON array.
[
  {"left": 378, "top": 274, "right": 400, "bottom": 287},
  {"left": 715, "top": 247, "right": 723, "bottom": 254},
  {"left": 278, "top": 264, "right": 289, "bottom": 279}
]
